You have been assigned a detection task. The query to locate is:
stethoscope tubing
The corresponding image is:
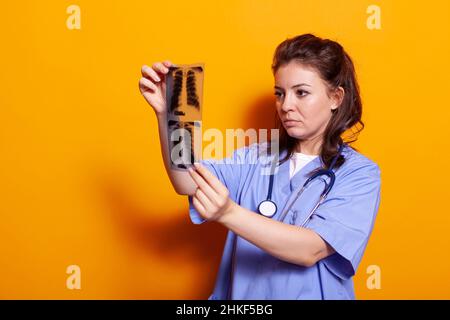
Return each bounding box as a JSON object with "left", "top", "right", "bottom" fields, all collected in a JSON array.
[{"left": 262, "top": 144, "right": 344, "bottom": 217}]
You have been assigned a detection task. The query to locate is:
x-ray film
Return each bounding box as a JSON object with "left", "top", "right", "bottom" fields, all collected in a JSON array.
[{"left": 166, "top": 63, "right": 204, "bottom": 170}]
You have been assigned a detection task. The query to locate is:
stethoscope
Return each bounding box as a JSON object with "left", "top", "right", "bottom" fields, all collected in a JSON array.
[{"left": 257, "top": 143, "right": 345, "bottom": 226}]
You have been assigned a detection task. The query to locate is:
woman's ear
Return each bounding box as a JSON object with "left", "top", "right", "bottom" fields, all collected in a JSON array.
[{"left": 331, "top": 86, "right": 345, "bottom": 110}]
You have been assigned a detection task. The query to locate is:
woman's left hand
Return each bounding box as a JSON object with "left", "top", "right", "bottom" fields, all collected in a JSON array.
[{"left": 188, "top": 162, "right": 237, "bottom": 223}]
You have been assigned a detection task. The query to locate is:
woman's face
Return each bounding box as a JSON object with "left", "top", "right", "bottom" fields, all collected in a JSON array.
[{"left": 274, "top": 61, "right": 341, "bottom": 143}]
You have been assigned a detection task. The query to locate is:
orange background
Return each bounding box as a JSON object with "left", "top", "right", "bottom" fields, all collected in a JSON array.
[{"left": 1, "top": 0, "right": 449, "bottom": 299}]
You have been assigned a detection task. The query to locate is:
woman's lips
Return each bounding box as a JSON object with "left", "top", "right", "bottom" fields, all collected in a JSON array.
[{"left": 283, "top": 120, "right": 301, "bottom": 127}]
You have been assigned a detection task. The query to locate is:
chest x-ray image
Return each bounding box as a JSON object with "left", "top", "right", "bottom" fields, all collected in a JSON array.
[{"left": 166, "top": 63, "right": 204, "bottom": 170}]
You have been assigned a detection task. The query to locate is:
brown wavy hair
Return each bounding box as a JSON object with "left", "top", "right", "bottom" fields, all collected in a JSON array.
[{"left": 271, "top": 33, "right": 364, "bottom": 171}]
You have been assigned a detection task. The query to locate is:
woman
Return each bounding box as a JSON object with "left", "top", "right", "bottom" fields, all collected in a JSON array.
[{"left": 139, "top": 33, "right": 381, "bottom": 300}]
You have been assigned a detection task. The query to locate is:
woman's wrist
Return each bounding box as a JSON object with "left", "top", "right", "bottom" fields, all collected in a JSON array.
[
  {"left": 156, "top": 111, "right": 167, "bottom": 122},
  {"left": 217, "top": 201, "right": 241, "bottom": 226}
]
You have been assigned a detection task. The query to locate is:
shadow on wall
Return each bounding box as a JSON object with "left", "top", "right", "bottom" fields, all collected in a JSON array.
[
  {"left": 96, "top": 169, "right": 227, "bottom": 299},
  {"left": 93, "top": 93, "right": 277, "bottom": 299}
]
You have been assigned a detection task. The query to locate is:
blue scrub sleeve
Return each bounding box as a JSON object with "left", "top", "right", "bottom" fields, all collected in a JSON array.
[
  {"left": 305, "top": 162, "right": 381, "bottom": 280},
  {"left": 188, "top": 146, "right": 247, "bottom": 225}
]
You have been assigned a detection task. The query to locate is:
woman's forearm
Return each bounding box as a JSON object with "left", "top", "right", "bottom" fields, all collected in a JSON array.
[
  {"left": 156, "top": 113, "right": 197, "bottom": 195},
  {"left": 186, "top": 161, "right": 334, "bottom": 267},
  {"left": 218, "top": 204, "right": 333, "bottom": 267}
]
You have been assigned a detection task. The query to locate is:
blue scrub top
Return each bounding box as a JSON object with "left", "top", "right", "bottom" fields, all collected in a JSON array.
[{"left": 188, "top": 142, "right": 381, "bottom": 300}]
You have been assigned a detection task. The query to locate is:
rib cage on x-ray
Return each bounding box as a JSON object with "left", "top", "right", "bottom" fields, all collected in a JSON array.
[
  {"left": 186, "top": 69, "right": 201, "bottom": 108},
  {"left": 169, "top": 69, "right": 183, "bottom": 115},
  {"left": 169, "top": 67, "right": 202, "bottom": 115},
  {"left": 166, "top": 63, "right": 204, "bottom": 170},
  {"left": 168, "top": 120, "right": 197, "bottom": 167}
]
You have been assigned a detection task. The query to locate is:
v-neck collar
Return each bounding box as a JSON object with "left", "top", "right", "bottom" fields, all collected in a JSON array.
[
  {"left": 272, "top": 144, "right": 352, "bottom": 194},
  {"left": 276, "top": 148, "right": 324, "bottom": 194}
]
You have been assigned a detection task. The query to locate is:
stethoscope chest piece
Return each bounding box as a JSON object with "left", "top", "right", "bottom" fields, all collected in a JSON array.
[{"left": 258, "top": 200, "right": 277, "bottom": 218}]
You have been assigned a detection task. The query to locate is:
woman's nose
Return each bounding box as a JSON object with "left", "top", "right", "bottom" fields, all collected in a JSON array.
[{"left": 280, "top": 94, "right": 296, "bottom": 113}]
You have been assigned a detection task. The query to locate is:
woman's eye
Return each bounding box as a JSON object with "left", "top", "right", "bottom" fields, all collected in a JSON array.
[{"left": 274, "top": 91, "right": 308, "bottom": 99}]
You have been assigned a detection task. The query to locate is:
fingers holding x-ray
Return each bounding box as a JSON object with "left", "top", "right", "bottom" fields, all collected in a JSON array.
[
  {"left": 139, "top": 77, "right": 157, "bottom": 92},
  {"left": 141, "top": 65, "right": 162, "bottom": 83}
]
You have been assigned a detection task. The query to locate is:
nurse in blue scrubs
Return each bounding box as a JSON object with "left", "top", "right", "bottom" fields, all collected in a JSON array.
[
  {"left": 138, "top": 33, "right": 381, "bottom": 300},
  {"left": 186, "top": 34, "right": 381, "bottom": 300}
]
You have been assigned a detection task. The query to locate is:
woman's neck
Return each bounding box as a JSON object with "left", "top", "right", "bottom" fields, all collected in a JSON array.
[{"left": 295, "top": 138, "right": 322, "bottom": 156}]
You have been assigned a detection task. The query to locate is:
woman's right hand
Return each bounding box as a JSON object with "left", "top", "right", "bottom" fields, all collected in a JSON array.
[{"left": 139, "top": 60, "right": 175, "bottom": 117}]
